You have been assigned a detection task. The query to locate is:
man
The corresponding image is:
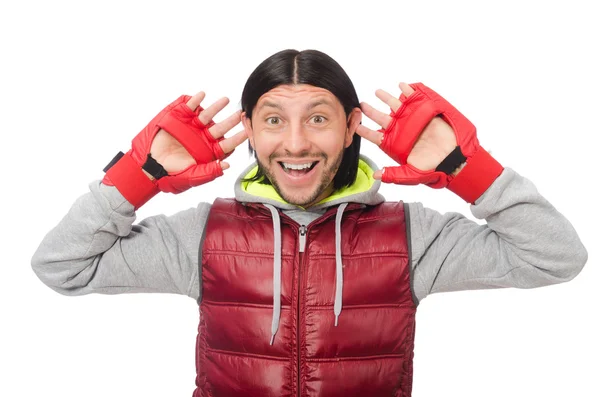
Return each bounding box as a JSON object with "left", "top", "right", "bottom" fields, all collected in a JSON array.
[{"left": 32, "top": 49, "right": 587, "bottom": 396}]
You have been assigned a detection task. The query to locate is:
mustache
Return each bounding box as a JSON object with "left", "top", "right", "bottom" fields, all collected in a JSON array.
[{"left": 269, "top": 152, "right": 328, "bottom": 161}]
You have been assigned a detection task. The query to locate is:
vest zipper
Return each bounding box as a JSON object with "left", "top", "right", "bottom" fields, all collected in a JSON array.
[
  {"left": 297, "top": 224, "right": 307, "bottom": 396},
  {"left": 298, "top": 225, "right": 307, "bottom": 252},
  {"left": 264, "top": 210, "right": 356, "bottom": 396}
]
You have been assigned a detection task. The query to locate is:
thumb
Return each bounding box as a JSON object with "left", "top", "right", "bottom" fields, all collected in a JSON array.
[
  {"left": 157, "top": 160, "right": 224, "bottom": 193},
  {"left": 380, "top": 165, "right": 446, "bottom": 188},
  {"left": 184, "top": 160, "right": 225, "bottom": 188},
  {"left": 380, "top": 165, "right": 422, "bottom": 185}
]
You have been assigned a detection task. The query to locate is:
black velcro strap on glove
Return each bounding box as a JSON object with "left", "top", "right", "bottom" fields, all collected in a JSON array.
[
  {"left": 142, "top": 154, "right": 168, "bottom": 180},
  {"left": 435, "top": 146, "right": 467, "bottom": 175},
  {"left": 103, "top": 152, "right": 125, "bottom": 173}
]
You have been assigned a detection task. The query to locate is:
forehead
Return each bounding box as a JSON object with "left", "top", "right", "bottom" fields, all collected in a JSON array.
[{"left": 255, "top": 84, "right": 342, "bottom": 112}]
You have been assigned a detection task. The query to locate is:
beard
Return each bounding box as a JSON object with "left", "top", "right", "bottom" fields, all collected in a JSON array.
[{"left": 256, "top": 148, "right": 345, "bottom": 207}]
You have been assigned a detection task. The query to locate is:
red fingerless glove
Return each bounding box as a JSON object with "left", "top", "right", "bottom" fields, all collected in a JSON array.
[
  {"left": 102, "top": 95, "right": 226, "bottom": 209},
  {"left": 379, "top": 83, "right": 504, "bottom": 204}
]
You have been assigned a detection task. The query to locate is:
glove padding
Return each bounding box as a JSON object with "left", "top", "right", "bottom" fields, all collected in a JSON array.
[
  {"left": 379, "top": 82, "right": 503, "bottom": 203},
  {"left": 102, "top": 95, "right": 227, "bottom": 209}
]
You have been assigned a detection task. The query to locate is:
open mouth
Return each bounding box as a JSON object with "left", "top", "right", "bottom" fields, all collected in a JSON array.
[{"left": 278, "top": 161, "right": 319, "bottom": 177}]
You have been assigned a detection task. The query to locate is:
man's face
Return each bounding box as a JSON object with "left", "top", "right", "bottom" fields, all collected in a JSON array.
[{"left": 242, "top": 84, "right": 361, "bottom": 208}]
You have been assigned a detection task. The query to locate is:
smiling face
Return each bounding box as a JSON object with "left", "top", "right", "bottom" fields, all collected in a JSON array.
[{"left": 242, "top": 84, "right": 361, "bottom": 208}]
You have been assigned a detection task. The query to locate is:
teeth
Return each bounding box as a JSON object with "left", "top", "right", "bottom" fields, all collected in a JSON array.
[{"left": 282, "top": 162, "right": 314, "bottom": 170}]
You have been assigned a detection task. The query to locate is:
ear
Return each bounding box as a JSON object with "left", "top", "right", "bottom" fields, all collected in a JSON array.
[
  {"left": 241, "top": 112, "right": 255, "bottom": 149},
  {"left": 344, "top": 107, "right": 362, "bottom": 148}
]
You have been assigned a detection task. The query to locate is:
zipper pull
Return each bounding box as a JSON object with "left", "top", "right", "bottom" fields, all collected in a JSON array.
[{"left": 298, "top": 225, "right": 307, "bottom": 252}]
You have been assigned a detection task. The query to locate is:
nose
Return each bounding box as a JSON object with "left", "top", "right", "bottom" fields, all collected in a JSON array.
[{"left": 282, "top": 122, "right": 311, "bottom": 155}]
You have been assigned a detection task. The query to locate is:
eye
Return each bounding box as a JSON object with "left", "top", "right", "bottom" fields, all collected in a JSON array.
[
  {"left": 266, "top": 117, "right": 280, "bottom": 125},
  {"left": 311, "top": 115, "right": 326, "bottom": 124}
]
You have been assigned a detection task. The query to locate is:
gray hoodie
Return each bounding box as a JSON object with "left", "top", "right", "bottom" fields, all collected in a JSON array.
[{"left": 31, "top": 155, "right": 588, "bottom": 310}]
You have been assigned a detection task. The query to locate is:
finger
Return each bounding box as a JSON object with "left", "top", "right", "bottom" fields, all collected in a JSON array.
[
  {"left": 360, "top": 101, "right": 392, "bottom": 129},
  {"left": 399, "top": 82, "right": 415, "bottom": 97},
  {"left": 219, "top": 160, "right": 230, "bottom": 171},
  {"left": 375, "top": 89, "right": 402, "bottom": 112},
  {"left": 355, "top": 124, "right": 383, "bottom": 146},
  {"left": 185, "top": 160, "right": 224, "bottom": 187},
  {"left": 208, "top": 109, "right": 242, "bottom": 139},
  {"left": 373, "top": 169, "right": 383, "bottom": 180},
  {"left": 199, "top": 97, "right": 230, "bottom": 125},
  {"left": 186, "top": 91, "right": 206, "bottom": 110},
  {"left": 219, "top": 129, "right": 248, "bottom": 154}
]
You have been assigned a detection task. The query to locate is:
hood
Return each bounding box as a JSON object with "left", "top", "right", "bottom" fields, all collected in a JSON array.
[
  {"left": 234, "top": 154, "right": 385, "bottom": 210},
  {"left": 232, "top": 154, "right": 386, "bottom": 345}
]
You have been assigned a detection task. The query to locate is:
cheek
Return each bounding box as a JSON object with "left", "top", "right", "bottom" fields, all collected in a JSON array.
[
  {"left": 315, "top": 130, "right": 348, "bottom": 153},
  {"left": 252, "top": 134, "right": 279, "bottom": 159}
]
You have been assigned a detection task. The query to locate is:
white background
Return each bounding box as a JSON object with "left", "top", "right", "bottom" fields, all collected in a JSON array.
[{"left": 1, "top": 0, "right": 598, "bottom": 396}]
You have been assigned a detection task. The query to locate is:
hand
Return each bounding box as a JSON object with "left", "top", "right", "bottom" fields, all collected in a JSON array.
[
  {"left": 150, "top": 92, "right": 247, "bottom": 175},
  {"left": 102, "top": 91, "right": 248, "bottom": 209},
  {"left": 357, "top": 82, "right": 458, "bottom": 181},
  {"left": 357, "top": 82, "right": 503, "bottom": 203}
]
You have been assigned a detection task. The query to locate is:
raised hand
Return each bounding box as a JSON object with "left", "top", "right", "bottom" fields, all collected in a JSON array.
[
  {"left": 357, "top": 82, "right": 457, "bottom": 182},
  {"left": 102, "top": 91, "right": 247, "bottom": 209},
  {"left": 357, "top": 82, "right": 503, "bottom": 203},
  {"left": 150, "top": 92, "right": 246, "bottom": 174},
  {"left": 149, "top": 92, "right": 247, "bottom": 194}
]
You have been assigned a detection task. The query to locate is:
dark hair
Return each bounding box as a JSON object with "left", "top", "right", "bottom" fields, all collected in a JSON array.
[{"left": 241, "top": 49, "right": 361, "bottom": 190}]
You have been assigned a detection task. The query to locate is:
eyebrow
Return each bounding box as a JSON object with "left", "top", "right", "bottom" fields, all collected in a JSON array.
[
  {"left": 256, "top": 99, "right": 335, "bottom": 113},
  {"left": 257, "top": 101, "right": 283, "bottom": 112},
  {"left": 305, "top": 99, "right": 334, "bottom": 111}
]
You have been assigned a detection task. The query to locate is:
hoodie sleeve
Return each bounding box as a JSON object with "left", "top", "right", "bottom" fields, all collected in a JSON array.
[
  {"left": 31, "top": 181, "right": 210, "bottom": 300},
  {"left": 407, "top": 168, "right": 588, "bottom": 304}
]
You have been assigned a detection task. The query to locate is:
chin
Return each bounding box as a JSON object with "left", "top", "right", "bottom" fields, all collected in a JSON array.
[
  {"left": 278, "top": 189, "right": 321, "bottom": 207},
  {"left": 257, "top": 157, "right": 336, "bottom": 207}
]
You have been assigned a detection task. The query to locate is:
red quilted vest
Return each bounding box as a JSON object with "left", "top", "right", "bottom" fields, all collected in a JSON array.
[{"left": 194, "top": 198, "right": 417, "bottom": 397}]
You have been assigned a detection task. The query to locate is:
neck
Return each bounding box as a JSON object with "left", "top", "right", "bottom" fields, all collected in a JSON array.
[{"left": 303, "top": 183, "right": 335, "bottom": 209}]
